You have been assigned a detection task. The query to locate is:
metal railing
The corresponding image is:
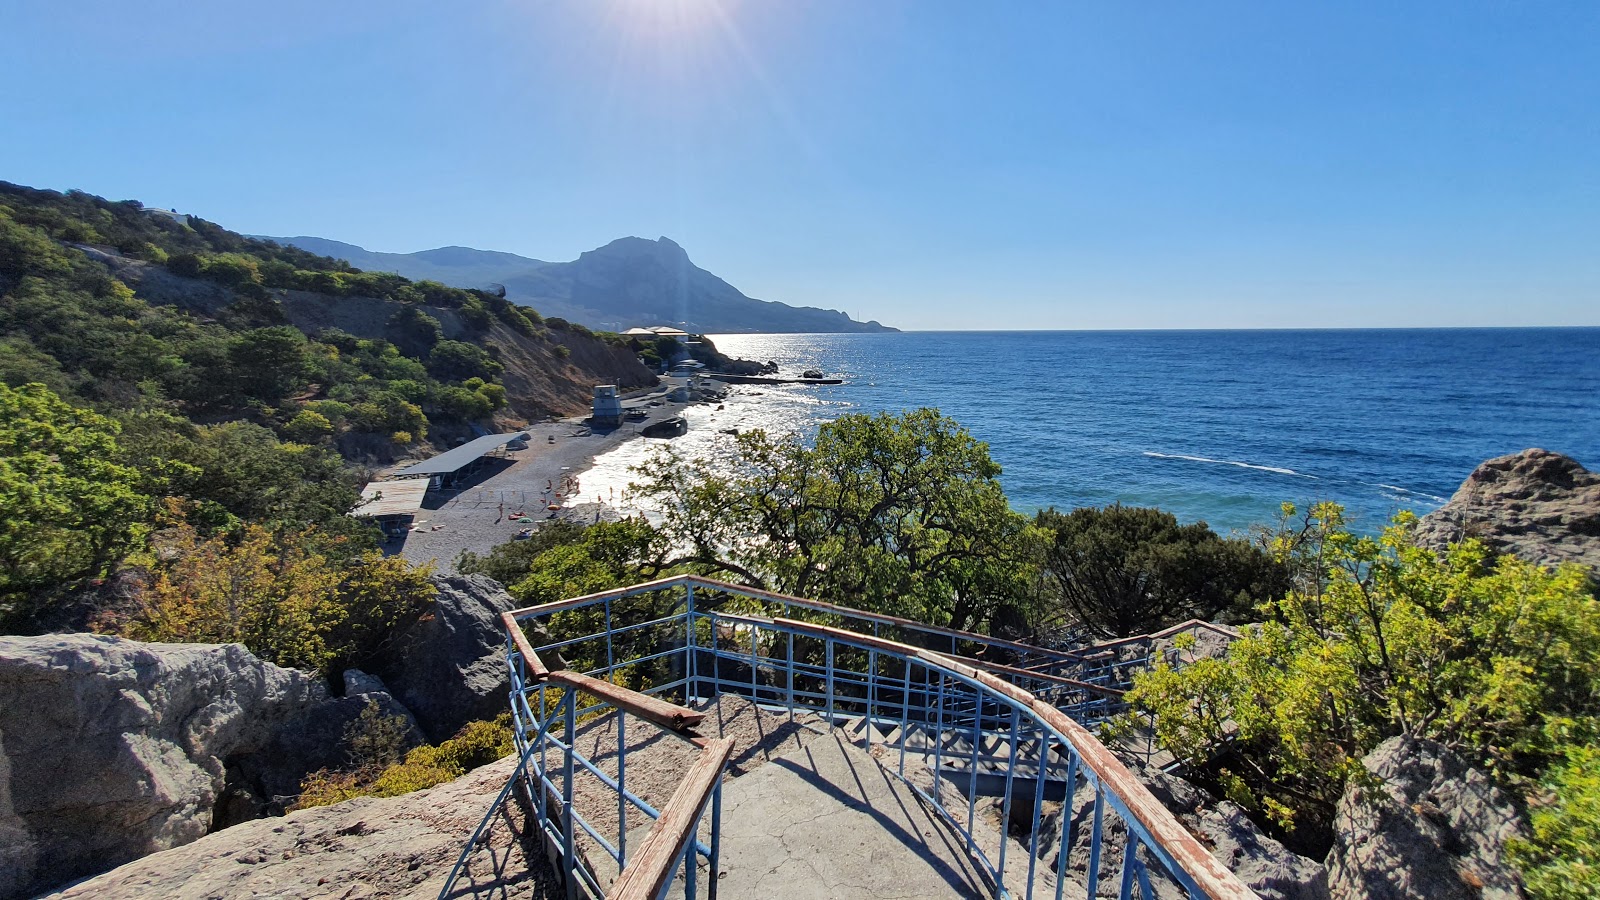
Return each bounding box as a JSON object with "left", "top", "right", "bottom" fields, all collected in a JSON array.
[{"left": 451, "top": 575, "right": 1254, "bottom": 900}]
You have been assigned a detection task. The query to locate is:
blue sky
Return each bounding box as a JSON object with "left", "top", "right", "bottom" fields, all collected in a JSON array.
[{"left": 2, "top": 1, "right": 1596, "bottom": 330}]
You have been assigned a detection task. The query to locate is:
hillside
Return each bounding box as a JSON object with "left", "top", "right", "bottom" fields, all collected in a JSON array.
[{"left": 266, "top": 234, "right": 898, "bottom": 334}]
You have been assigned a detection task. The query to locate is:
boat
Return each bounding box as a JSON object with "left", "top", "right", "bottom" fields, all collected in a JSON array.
[{"left": 640, "top": 416, "right": 688, "bottom": 438}]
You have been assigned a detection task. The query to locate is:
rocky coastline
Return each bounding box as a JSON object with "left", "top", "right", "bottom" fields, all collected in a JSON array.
[{"left": 2, "top": 449, "right": 1594, "bottom": 898}]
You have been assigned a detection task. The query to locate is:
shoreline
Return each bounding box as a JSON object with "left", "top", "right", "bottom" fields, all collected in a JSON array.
[{"left": 392, "top": 382, "right": 698, "bottom": 573}]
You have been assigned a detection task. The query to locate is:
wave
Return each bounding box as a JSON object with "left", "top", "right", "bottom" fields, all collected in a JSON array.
[
  {"left": 1142, "top": 451, "right": 1317, "bottom": 479},
  {"left": 1372, "top": 483, "right": 1448, "bottom": 503}
]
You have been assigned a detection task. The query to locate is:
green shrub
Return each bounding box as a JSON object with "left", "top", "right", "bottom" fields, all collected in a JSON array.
[{"left": 291, "top": 713, "right": 516, "bottom": 811}]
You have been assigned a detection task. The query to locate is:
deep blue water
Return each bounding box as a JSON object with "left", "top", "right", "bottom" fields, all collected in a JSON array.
[{"left": 685, "top": 329, "right": 1600, "bottom": 536}]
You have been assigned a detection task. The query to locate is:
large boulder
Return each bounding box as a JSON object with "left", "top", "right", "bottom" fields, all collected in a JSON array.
[
  {"left": 0, "top": 634, "right": 325, "bottom": 899},
  {"left": 1415, "top": 448, "right": 1600, "bottom": 574},
  {"left": 40, "top": 753, "right": 555, "bottom": 899},
  {"left": 1036, "top": 765, "right": 1330, "bottom": 900},
  {"left": 370, "top": 574, "right": 519, "bottom": 742},
  {"left": 1325, "top": 736, "right": 1525, "bottom": 900},
  {"left": 221, "top": 687, "right": 426, "bottom": 823}
]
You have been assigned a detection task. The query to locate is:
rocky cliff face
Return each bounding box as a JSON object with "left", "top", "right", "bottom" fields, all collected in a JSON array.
[
  {"left": 0, "top": 635, "right": 325, "bottom": 899},
  {"left": 1414, "top": 448, "right": 1600, "bottom": 574},
  {"left": 39, "top": 754, "right": 551, "bottom": 900},
  {"left": 369, "top": 574, "right": 519, "bottom": 743},
  {"left": 1325, "top": 736, "right": 1526, "bottom": 900}
]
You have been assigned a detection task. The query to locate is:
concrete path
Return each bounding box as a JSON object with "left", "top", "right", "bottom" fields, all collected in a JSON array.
[{"left": 705, "top": 732, "right": 997, "bottom": 899}]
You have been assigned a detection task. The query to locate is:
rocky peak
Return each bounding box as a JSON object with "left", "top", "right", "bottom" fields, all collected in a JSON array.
[{"left": 1414, "top": 448, "right": 1600, "bottom": 574}]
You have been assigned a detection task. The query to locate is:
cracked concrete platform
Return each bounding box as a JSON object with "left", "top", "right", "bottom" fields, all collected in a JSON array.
[{"left": 706, "top": 732, "right": 997, "bottom": 899}]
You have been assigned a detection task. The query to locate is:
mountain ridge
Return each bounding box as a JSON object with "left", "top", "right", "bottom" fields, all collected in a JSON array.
[{"left": 262, "top": 234, "right": 897, "bottom": 334}]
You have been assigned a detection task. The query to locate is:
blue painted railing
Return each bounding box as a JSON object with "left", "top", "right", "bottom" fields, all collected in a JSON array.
[{"left": 444, "top": 575, "right": 1254, "bottom": 900}]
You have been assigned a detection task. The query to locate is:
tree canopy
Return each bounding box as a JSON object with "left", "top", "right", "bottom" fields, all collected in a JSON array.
[
  {"left": 1127, "top": 503, "right": 1600, "bottom": 862},
  {"left": 1035, "top": 504, "right": 1284, "bottom": 639},
  {"left": 631, "top": 408, "right": 1043, "bottom": 632},
  {"left": 0, "top": 382, "right": 151, "bottom": 624}
]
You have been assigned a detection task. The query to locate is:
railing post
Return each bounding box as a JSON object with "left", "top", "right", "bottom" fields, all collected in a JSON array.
[
  {"left": 900, "top": 659, "right": 913, "bottom": 776},
  {"left": 605, "top": 597, "right": 615, "bottom": 679},
  {"left": 709, "top": 779, "right": 723, "bottom": 900},
  {"left": 618, "top": 712, "right": 628, "bottom": 867},
  {"left": 1027, "top": 723, "right": 1050, "bottom": 893},
  {"left": 685, "top": 583, "right": 697, "bottom": 703},
  {"left": 1118, "top": 840, "right": 1139, "bottom": 900},
  {"left": 966, "top": 698, "right": 982, "bottom": 857},
  {"left": 786, "top": 631, "right": 796, "bottom": 714},
  {"left": 933, "top": 674, "right": 946, "bottom": 795},
  {"left": 825, "top": 640, "right": 835, "bottom": 725},
  {"left": 563, "top": 692, "right": 578, "bottom": 900},
  {"left": 997, "top": 707, "right": 1020, "bottom": 888},
  {"left": 1055, "top": 753, "right": 1079, "bottom": 900},
  {"left": 1086, "top": 782, "right": 1106, "bottom": 900},
  {"left": 866, "top": 648, "right": 877, "bottom": 748}
]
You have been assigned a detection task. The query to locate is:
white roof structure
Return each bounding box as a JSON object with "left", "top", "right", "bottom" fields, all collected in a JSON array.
[{"left": 352, "top": 479, "right": 429, "bottom": 517}]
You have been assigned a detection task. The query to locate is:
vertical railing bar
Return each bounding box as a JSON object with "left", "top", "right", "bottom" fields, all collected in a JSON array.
[
  {"left": 966, "top": 692, "right": 982, "bottom": 857},
  {"left": 709, "top": 780, "right": 723, "bottom": 900},
  {"left": 786, "top": 630, "right": 796, "bottom": 717},
  {"left": 618, "top": 711, "right": 628, "bottom": 868},
  {"left": 1086, "top": 783, "right": 1105, "bottom": 900},
  {"left": 605, "top": 597, "right": 615, "bottom": 680},
  {"left": 563, "top": 691, "right": 577, "bottom": 900},
  {"left": 825, "top": 640, "right": 835, "bottom": 725},
  {"left": 685, "top": 584, "right": 696, "bottom": 703},
  {"left": 1135, "top": 853, "right": 1154, "bottom": 900},
  {"left": 1118, "top": 839, "right": 1138, "bottom": 900},
  {"left": 899, "top": 657, "right": 913, "bottom": 776},
  {"left": 933, "top": 673, "right": 946, "bottom": 798},
  {"left": 997, "top": 706, "right": 1020, "bottom": 889},
  {"left": 684, "top": 820, "right": 698, "bottom": 899},
  {"left": 1027, "top": 724, "right": 1049, "bottom": 894},
  {"left": 750, "top": 620, "right": 760, "bottom": 703},
  {"left": 866, "top": 647, "right": 877, "bottom": 749},
  {"left": 1055, "top": 753, "right": 1079, "bottom": 900}
]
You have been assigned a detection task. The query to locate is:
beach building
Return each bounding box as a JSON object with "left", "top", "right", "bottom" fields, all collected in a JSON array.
[
  {"left": 390, "top": 432, "right": 529, "bottom": 486},
  {"left": 350, "top": 479, "right": 429, "bottom": 538},
  {"left": 591, "top": 385, "right": 624, "bottom": 427}
]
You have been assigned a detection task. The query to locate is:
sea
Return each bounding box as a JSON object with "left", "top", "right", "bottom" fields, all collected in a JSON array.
[{"left": 576, "top": 328, "right": 1600, "bottom": 537}]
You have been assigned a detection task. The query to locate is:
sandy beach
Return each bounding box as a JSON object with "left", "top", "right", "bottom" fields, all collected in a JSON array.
[{"left": 391, "top": 383, "right": 695, "bottom": 573}]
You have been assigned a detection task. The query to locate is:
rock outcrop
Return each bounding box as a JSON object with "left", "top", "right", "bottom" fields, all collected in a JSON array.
[
  {"left": 223, "top": 689, "right": 426, "bottom": 822},
  {"left": 370, "top": 574, "right": 519, "bottom": 742},
  {"left": 1415, "top": 448, "right": 1600, "bottom": 574},
  {"left": 1325, "top": 736, "right": 1525, "bottom": 900},
  {"left": 1036, "top": 765, "right": 1330, "bottom": 900},
  {"left": 0, "top": 634, "right": 325, "bottom": 899},
  {"left": 40, "top": 754, "right": 554, "bottom": 899}
]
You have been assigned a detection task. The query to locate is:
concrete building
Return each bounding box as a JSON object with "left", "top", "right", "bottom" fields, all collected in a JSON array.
[{"left": 591, "top": 385, "right": 624, "bottom": 427}]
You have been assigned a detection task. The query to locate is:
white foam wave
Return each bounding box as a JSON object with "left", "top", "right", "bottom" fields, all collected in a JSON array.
[
  {"left": 1371, "top": 483, "right": 1447, "bottom": 503},
  {"left": 1142, "top": 451, "right": 1316, "bottom": 479}
]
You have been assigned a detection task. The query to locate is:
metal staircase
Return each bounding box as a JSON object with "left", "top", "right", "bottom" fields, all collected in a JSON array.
[{"left": 439, "top": 575, "right": 1254, "bottom": 900}]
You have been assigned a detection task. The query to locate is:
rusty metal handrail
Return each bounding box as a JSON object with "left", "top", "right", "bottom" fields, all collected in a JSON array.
[{"left": 608, "top": 738, "right": 734, "bottom": 900}]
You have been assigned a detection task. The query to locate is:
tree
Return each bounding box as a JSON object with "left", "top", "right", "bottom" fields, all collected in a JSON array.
[
  {"left": 119, "top": 521, "right": 436, "bottom": 678},
  {"left": 227, "top": 326, "right": 308, "bottom": 405},
  {"left": 631, "top": 409, "right": 1043, "bottom": 632},
  {"left": 384, "top": 307, "right": 442, "bottom": 359},
  {"left": 0, "top": 383, "right": 152, "bottom": 628},
  {"left": 1035, "top": 504, "right": 1284, "bottom": 639},
  {"left": 427, "top": 340, "right": 502, "bottom": 382},
  {"left": 1126, "top": 504, "right": 1600, "bottom": 854}
]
